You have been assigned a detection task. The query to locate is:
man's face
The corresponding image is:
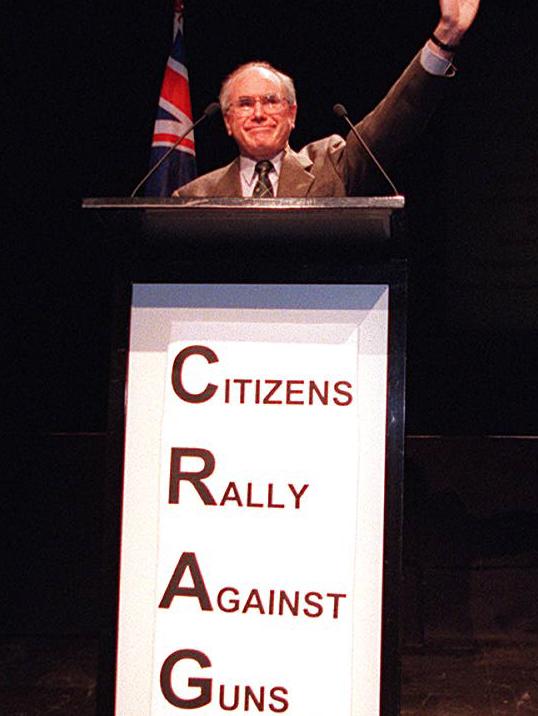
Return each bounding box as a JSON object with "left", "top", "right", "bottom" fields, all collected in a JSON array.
[{"left": 223, "top": 67, "right": 297, "bottom": 160}]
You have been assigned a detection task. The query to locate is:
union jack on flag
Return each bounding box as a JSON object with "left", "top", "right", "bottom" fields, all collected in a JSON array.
[{"left": 145, "top": 0, "right": 196, "bottom": 196}]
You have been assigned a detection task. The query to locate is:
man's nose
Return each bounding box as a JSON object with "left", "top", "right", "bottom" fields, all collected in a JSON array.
[{"left": 252, "top": 99, "right": 267, "bottom": 120}]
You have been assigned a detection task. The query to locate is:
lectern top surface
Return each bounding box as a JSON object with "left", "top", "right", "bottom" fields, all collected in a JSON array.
[{"left": 82, "top": 196, "right": 405, "bottom": 211}]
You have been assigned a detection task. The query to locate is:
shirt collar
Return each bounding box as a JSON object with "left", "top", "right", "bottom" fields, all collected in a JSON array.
[{"left": 240, "top": 151, "right": 285, "bottom": 188}]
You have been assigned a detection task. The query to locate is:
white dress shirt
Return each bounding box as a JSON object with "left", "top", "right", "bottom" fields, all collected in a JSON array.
[{"left": 239, "top": 152, "right": 284, "bottom": 197}]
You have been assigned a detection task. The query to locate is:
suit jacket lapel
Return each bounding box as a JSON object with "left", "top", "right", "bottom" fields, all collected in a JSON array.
[
  {"left": 277, "top": 148, "right": 315, "bottom": 197},
  {"left": 212, "top": 158, "right": 243, "bottom": 197}
]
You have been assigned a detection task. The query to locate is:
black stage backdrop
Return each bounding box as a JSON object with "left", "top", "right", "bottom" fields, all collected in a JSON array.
[{"left": 4, "top": 0, "right": 538, "bottom": 435}]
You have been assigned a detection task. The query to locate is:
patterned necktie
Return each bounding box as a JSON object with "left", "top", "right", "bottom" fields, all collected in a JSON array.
[{"left": 253, "top": 160, "right": 274, "bottom": 198}]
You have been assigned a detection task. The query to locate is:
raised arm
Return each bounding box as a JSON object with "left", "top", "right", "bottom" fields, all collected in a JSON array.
[{"left": 341, "top": 0, "right": 481, "bottom": 194}]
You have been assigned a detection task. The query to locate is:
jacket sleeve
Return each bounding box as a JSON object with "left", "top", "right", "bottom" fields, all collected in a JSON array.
[{"left": 343, "top": 52, "right": 453, "bottom": 195}]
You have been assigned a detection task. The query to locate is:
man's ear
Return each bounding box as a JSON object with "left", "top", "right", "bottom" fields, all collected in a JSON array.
[
  {"left": 223, "top": 113, "right": 233, "bottom": 136},
  {"left": 290, "top": 104, "right": 297, "bottom": 129}
]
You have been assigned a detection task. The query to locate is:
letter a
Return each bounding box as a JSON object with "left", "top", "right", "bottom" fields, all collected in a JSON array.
[{"left": 159, "top": 552, "right": 213, "bottom": 610}]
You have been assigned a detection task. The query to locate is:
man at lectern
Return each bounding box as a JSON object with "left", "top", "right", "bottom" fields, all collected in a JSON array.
[{"left": 173, "top": 0, "right": 480, "bottom": 198}]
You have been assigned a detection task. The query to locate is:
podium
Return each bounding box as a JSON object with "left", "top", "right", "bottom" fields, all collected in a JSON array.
[{"left": 84, "top": 197, "right": 407, "bottom": 716}]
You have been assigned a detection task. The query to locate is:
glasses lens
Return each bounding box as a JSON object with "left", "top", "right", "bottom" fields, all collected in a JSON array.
[{"left": 233, "top": 95, "right": 287, "bottom": 115}]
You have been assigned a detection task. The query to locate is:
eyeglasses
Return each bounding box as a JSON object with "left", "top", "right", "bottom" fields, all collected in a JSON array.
[{"left": 227, "top": 94, "right": 291, "bottom": 117}]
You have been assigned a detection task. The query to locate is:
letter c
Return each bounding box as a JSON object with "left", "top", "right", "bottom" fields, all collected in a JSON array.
[{"left": 171, "top": 345, "right": 218, "bottom": 403}]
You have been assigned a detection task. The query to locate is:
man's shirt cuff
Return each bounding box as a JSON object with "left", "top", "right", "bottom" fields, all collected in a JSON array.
[{"left": 420, "top": 44, "right": 456, "bottom": 77}]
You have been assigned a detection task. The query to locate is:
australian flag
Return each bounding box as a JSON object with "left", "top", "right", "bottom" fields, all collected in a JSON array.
[{"left": 145, "top": 1, "right": 196, "bottom": 196}]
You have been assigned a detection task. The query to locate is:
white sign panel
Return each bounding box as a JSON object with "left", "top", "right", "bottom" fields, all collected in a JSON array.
[{"left": 116, "top": 284, "right": 389, "bottom": 716}]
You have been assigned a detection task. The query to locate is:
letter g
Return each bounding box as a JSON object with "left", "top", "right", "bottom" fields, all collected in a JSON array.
[{"left": 160, "top": 649, "right": 212, "bottom": 708}]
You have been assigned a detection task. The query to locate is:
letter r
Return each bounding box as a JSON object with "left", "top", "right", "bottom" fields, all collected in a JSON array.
[{"left": 169, "top": 448, "right": 217, "bottom": 505}]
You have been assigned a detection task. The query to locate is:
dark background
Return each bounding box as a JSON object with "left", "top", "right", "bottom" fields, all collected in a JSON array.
[
  {"left": 3, "top": 0, "right": 537, "bottom": 638},
  {"left": 4, "top": 0, "right": 537, "bottom": 435}
]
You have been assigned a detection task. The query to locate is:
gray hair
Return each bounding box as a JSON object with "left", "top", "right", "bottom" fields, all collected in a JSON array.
[{"left": 219, "top": 61, "right": 297, "bottom": 113}]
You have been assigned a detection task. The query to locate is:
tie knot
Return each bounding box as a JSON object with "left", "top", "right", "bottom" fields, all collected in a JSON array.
[{"left": 255, "top": 160, "right": 273, "bottom": 178}]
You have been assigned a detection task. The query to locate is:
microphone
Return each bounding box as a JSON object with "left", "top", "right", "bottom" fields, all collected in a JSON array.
[
  {"left": 130, "top": 101, "right": 221, "bottom": 197},
  {"left": 333, "top": 103, "right": 400, "bottom": 196}
]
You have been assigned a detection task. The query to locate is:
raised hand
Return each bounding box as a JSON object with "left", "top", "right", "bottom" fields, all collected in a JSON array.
[{"left": 432, "top": 0, "right": 480, "bottom": 53}]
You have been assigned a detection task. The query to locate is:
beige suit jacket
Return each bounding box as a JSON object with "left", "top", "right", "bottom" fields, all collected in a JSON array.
[{"left": 173, "top": 53, "right": 450, "bottom": 198}]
